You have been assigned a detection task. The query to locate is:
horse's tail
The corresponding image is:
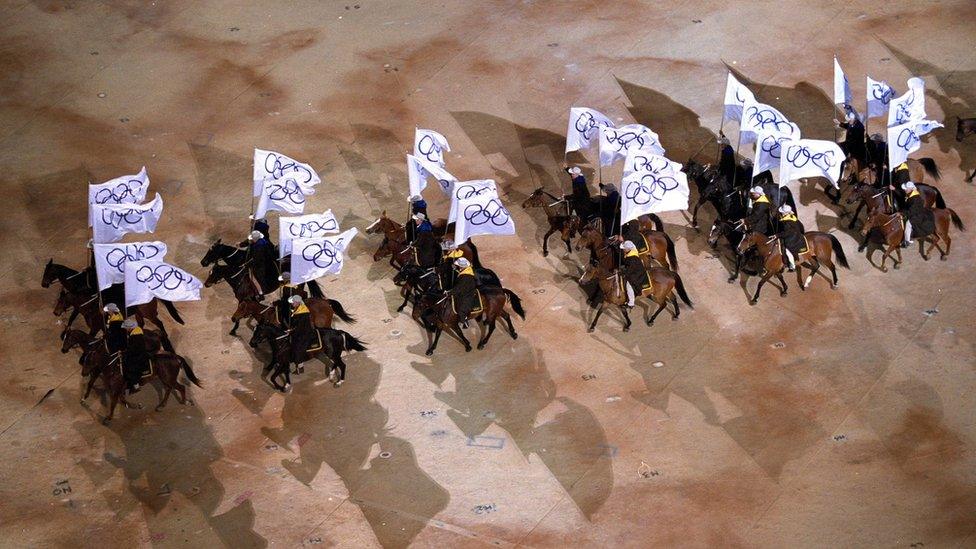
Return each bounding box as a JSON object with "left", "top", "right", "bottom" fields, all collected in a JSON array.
[
  {"left": 827, "top": 234, "right": 850, "bottom": 269},
  {"left": 672, "top": 272, "right": 693, "bottom": 309},
  {"left": 340, "top": 330, "right": 368, "bottom": 352},
  {"left": 327, "top": 299, "right": 356, "bottom": 324},
  {"left": 932, "top": 186, "right": 947, "bottom": 209},
  {"left": 948, "top": 208, "right": 965, "bottom": 231},
  {"left": 649, "top": 214, "right": 664, "bottom": 232},
  {"left": 468, "top": 240, "right": 483, "bottom": 269},
  {"left": 918, "top": 157, "right": 941, "bottom": 181},
  {"left": 178, "top": 356, "right": 203, "bottom": 388},
  {"left": 161, "top": 300, "right": 185, "bottom": 325},
  {"left": 307, "top": 280, "right": 324, "bottom": 299},
  {"left": 503, "top": 289, "right": 526, "bottom": 320},
  {"left": 663, "top": 233, "right": 679, "bottom": 272}
]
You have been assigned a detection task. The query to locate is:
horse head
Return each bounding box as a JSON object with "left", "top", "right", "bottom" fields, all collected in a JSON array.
[
  {"left": 60, "top": 329, "right": 86, "bottom": 353},
  {"left": 736, "top": 231, "right": 761, "bottom": 256},
  {"left": 372, "top": 237, "right": 392, "bottom": 261},
  {"left": 860, "top": 212, "right": 891, "bottom": 237},
  {"left": 53, "top": 289, "right": 69, "bottom": 316},
  {"left": 41, "top": 258, "right": 55, "bottom": 288},
  {"left": 204, "top": 262, "right": 228, "bottom": 287},
  {"left": 520, "top": 188, "right": 545, "bottom": 209},
  {"left": 707, "top": 220, "right": 727, "bottom": 249},
  {"left": 201, "top": 239, "right": 223, "bottom": 267}
]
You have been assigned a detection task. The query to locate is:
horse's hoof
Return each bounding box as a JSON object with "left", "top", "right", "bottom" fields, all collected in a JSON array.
[
  {"left": 187, "top": 400, "right": 194, "bottom": 406},
  {"left": 334, "top": 380, "right": 344, "bottom": 387},
  {"left": 623, "top": 326, "right": 631, "bottom": 332},
  {"left": 229, "top": 331, "right": 236, "bottom": 337},
  {"left": 780, "top": 291, "right": 787, "bottom": 297},
  {"left": 646, "top": 320, "right": 653, "bottom": 326},
  {"left": 101, "top": 417, "right": 111, "bottom": 425},
  {"left": 750, "top": 299, "right": 758, "bottom": 305},
  {"left": 465, "top": 346, "right": 472, "bottom": 353},
  {"left": 587, "top": 328, "right": 594, "bottom": 333},
  {"left": 893, "top": 263, "right": 900, "bottom": 270},
  {"left": 726, "top": 277, "right": 735, "bottom": 284},
  {"left": 922, "top": 255, "right": 929, "bottom": 261},
  {"left": 542, "top": 251, "right": 549, "bottom": 257},
  {"left": 672, "top": 316, "right": 679, "bottom": 321},
  {"left": 477, "top": 343, "right": 485, "bottom": 350},
  {"left": 940, "top": 255, "right": 947, "bottom": 261},
  {"left": 511, "top": 333, "right": 518, "bottom": 340},
  {"left": 857, "top": 246, "right": 866, "bottom": 253},
  {"left": 425, "top": 349, "right": 434, "bottom": 356},
  {"left": 881, "top": 267, "right": 889, "bottom": 273}
]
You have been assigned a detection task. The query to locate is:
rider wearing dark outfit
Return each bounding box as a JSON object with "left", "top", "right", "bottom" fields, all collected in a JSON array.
[
  {"left": 776, "top": 205, "right": 806, "bottom": 272},
  {"left": 122, "top": 319, "right": 149, "bottom": 393},
  {"left": 288, "top": 295, "right": 313, "bottom": 372},
  {"left": 620, "top": 240, "right": 648, "bottom": 308},
  {"left": 836, "top": 110, "right": 866, "bottom": 165},
  {"left": 901, "top": 182, "right": 933, "bottom": 246},
  {"left": 743, "top": 186, "right": 773, "bottom": 235},
  {"left": 103, "top": 303, "right": 126, "bottom": 355},
  {"left": 565, "top": 166, "right": 593, "bottom": 219},
  {"left": 448, "top": 258, "right": 478, "bottom": 321}
]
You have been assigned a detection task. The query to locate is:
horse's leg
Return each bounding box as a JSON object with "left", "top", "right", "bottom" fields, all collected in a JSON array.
[
  {"left": 878, "top": 243, "right": 893, "bottom": 272},
  {"left": 728, "top": 252, "right": 741, "bottom": 283},
  {"left": 691, "top": 200, "right": 702, "bottom": 229},
  {"left": 451, "top": 323, "right": 472, "bottom": 352},
  {"left": 478, "top": 317, "right": 497, "bottom": 350},
  {"left": 426, "top": 327, "right": 443, "bottom": 356},
  {"left": 229, "top": 318, "right": 240, "bottom": 336},
  {"left": 803, "top": 257, "right": 821, "bottom": 289},
  {"left": 65, "top": 308, "right": 79, "bottom": 329},
  {"left": 104, "top": 388, "right": 120, "bottom": 424},
  {"left": 587, "top": 304, "right": 605, "bottom": 333},
  {"left": 966, "top": 167, "right": 975, "bottom": 183},
  {"left": 647, "top": 299, "right": 668, "bottom": 326},
  {"left": 849, "top": 202, "right": 864, "bottom": 229},
  {"left": 563, "top": 234, "right": 573, "bottom": 255},
  {"left": 751, "top": 272, "right": 773, "bottom": 304},
  {"left": 619, "top": 305, "right": 632, "bottom": 332},
  {"left": 795, "top": 260, "right": 804, "bottom": 290},
  {"left": 942, "top": 232, "right": 951, "bottom": 260},
  {"left": 156, "top": 384, "right": 172, "bottom": 411},
  {"left": 776, "top": 273, "right": 788, "bottom": 296},
  {"left": 502, "top": 312, "right": 517, "bottom": 339},
  {"left": 670, "top": 294, "right": 680, "bottom": 320},
  {"left": 396, "top": 288, "right": 411, "bottom": 313},
  {"left": 542, "top": 227, "right": 556, "bottom": 257}
]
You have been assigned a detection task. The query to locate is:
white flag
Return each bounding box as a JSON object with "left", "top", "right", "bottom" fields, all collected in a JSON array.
[
  {"left": 407, "top": 154, "right": 458, "bottom": 197},
  {"left": 887, "top": 119, "right": 944, "bottom": 170},
  {"left": 94, "top": 241, "right": 168, "bottom": 291},
  {"left": 599, "top": 124, "right": 665, "bottom": 167},
  {"left": 866, "top": 76, "right": 896, "bottom": 119},
  {"left": 92, "top": 193, "right": 163, "bottom": 244},
  {"left": 414, "top": 128, "right": 451, "bottom": 166},
  {"left": 739, "top": 100, "right": 800, "bottom": 145},
  {"left": 833, "top": 56, "right": 852, "bottom": 106},
  {"left": 623, "top": 148, "right": 684, "bottom": 178},
  {"left": 254, "top": 175, "right": 316, "bottom": 219},
  {"left": 253, "top": 149, "right": 320, "bottom": 197},
  {"left": 88, "top": 167, "right": 150, "bottom": 227},
  {"left": 454, "top": 192, "right": 515, "bottom": 244},
  {"left": 723, "top": 73, "right": 755, "bottom": 121},
  {"left": 620, "top": 155, "right": 689, "bottom": 225},
  {"left": 278, "top": 210, "right": 340, "bottom": 259},
  {"left": 887, "top": 77, "right": 926, "bottom": 127},
  {"left": 566, "top": 107, "right": 615, "bottom": 153},
  {"left": 291, "top": 228, "right": 359, "bottom": 284},
  {"left": 448, "top": 179, "right": 497, "bottom": 223},
  {"left": 778, "top": 139, "right": 845, "bottom": 188},
  {"left": 124, "top": 260, "right": 202, "bottom": 308},
  {"left": 754, "top": 129, "right": 800, "bottom": 176}
]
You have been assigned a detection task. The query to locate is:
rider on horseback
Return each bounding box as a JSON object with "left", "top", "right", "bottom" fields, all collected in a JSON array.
[
  {"left": 835, "top": 108, "right": 866, "bottom": 165},
  {"left": 248, "top": 230, "right": 279, "bottom": 295},
  {"left": 901, "top": 182, "right": 932, "bottom": 246},
  {"left": 103, "top": 303, "right": 125, "bottom": 355},
  {"left": 448, "top": 258, "right": 477, "bottom": 322},
  {"left": 597, "top": 183, "right": 621, "bottom": 238},
  {"left": 742, "top": 186, "right": 773, "bottom": 235},
  {"left": 620, "top": 240, "right": 648, "bottom": 308},
  {"left": 776, "top": 205, "right": 806, "bottom": 272},
  {"left": 405, "top": 196, "right": 428, "bottom": 243},
  {"left": 718, "top": 133, "right": 735, "bottom": 184},
  {"left": 565, "top": 166, "right": 592, "bottom": 219},
  {"left": 122, "top": 319, "right": 149, "bottom": 394},
  {"left": 288, "top": 295, "right": 313, "bottom": 373}
]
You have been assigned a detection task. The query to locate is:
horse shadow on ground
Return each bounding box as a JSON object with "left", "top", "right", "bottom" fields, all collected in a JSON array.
[
  {"left": 261, "top": 355, "right": 449, "bottom": 548},
  {"left": 72, "top": 387, "right": 265, "bottom": 548},
  {"left": 409, "top": 342, "right": 614, "bottom": 520}
]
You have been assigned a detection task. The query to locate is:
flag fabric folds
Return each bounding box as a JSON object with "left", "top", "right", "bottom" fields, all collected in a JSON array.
[
  {"left": 619, "top": 154, "right": 689, "bottom": 225},
  {"left": 414, "top": 128, "right": 451, "bottom": 166},
  {"left": 887, "top": 119, "right": 944, "bottom": 169},
  {"left": 723, "top": 73, "right": 755, "bottom": 121},
  {"left": 407, "top": 154, "right": 458, "bottom": 197},
  {"left": 833, "top": 56, "right": 852, "bottom": 106},
  {"left": 866, "top": 76, "right": 896, "bottom": 119},
  {"left": 448, "top": 179, "right": 497, "bottom": 223},
  {"left": 88, "top": 167, "right": 150, "bottom": 226},
  {"left": 278, "top": 210, "right": 340, "bottom": 259},
  {"left": 778, "top": 139, "right": 845, "bottom": 188},
  {"left": 566, "top": 107, "right": 615, "bottom": 153},
  {"left": 290, "top": 228, "right": 359, "bottom": 284},
  {"left": 453, "top": 192, "right": 515, "bottom": 244},
  {"left": 599, "top": 124, "right": 665, "bottom": 167},
  {"left": 740, "top": 100, "right": 800, "bottom": 145},
  {"left": 888, "top": 77, "right": 926, "bottom": 127},
  {"left": 252, "top": 149, "right": 320, "bottom": 197},
  {"left": 93, "top": 241, "right": 168, "bottom": 291},
  {"left": 754, "top": 130, "right": 798, "bottom": 176},
  {"left": 92, "top": 193, "right": 164, "bottom": 244},
  {"left": 124, "top": 260, "right": 202, "bottom": 307},
  {"left": 254, "top": 176, "right": 316, "bottom": 218}
]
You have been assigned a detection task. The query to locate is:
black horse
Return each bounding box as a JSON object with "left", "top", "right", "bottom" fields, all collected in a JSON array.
[{"left": 249, "top": 323, "right": 367, "bottom": 391}]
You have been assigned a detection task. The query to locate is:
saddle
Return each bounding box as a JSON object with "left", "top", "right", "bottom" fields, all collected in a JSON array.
[
  {"left": 451, "top": 290, "right": 484, "bottom": 317},
  {"left": 306, "top": 329, "right": 324, "bottom": 353}
]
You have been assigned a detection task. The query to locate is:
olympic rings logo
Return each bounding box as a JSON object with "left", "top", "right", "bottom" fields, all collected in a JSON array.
[
  {"left": 416, "top": 135, "right": 443, "bottom": 163},
  {"left": 287, "top": 219, "right": 338, "bottom": 238},
  {"left": 785, "top": 146, "right": 836, "bottom": 171},
  {"left": 105, "top": 244, "right": 163, "bottom": 272},
  {"left": 870, "top": 83, "right": 894, "bottom": 105},
  {"left": 136, "top": 265, "right": 190, "bottom": 291},
  {"left": 629, "top": 153, "right": 670, "bottom": 174},
  {"left": 606, "top": 129, "right": 652, "bottom": 152},
  {"left": 463, "top": 199, "right": 511, "bottom": 226},
  {"left": 264, "top": 153, "right": 313, "bottom": 183},
  {"left": 94, "top": 180, "right": 142, "bottom": 204},
  {"left": 267, "top": 178, "right": 306, "bottom": 205},
  {"left": 734, "top": 88, "right": 747, "bottom": 104},
  {"left": 759, "top": 135, "right": 787, "bottom": 159},
  {"left": 301, "top": 239, "right": 344, "bottom": 268},
  {"left": 454, "top": 184, "right": 494, "bottom": 200},
  {"left": 575, "top": 112, "right": 602, "bottom": 139},
  {"left": 625, "top": 173, "right": 679, "bottom": 205},
  {"left": 100, "top": 207, "right": 148, "bottom": 229},
  {"left": 896, "top": 128, "right": 920, "bottom": 151},
  {"left": 892, "top": 89, "right": 916, "bottom": 125},
  {"left": 744, "top": 106, "right": 793, "bottom": 133}
]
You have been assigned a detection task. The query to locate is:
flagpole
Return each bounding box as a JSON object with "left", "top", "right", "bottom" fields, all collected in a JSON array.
[
  {"left": 730, "top": 132, "right": 744, "bottom": 190},
  {"left": 716, "top": 116, "right": 726, "bottom": 165}
]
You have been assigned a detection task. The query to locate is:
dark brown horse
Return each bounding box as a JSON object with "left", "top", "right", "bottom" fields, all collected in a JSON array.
[
  {"left": 521, "top": 188, "right": 580, "bottom": 257},
  {"left": 249, "top": 323, "right": 367, "bottom": 391},
  {"left": 576, "top": 221, "right": 678, "bottom": 271},
  {"left": 412, "top": 287, "right": 524, "bottom": 356},
  {"left": 578, "top": 261, "right": 692, "bottom": 332},
  {"left": 860, "top": 209, "right": 965, "bottom": 271},
  {"left": 61, "top": 329, "right": 200, "bottom": 423},
  {"left": 204, "top": 260, "right": 262, "bottom": 302},
  {"left": 736, "top": 231, "right": 850, "bottom": 302},
  {"left": 228, "top": 297, "right": 355, "bottom": 335},
  {"left": 61, "top": 328, "right": 165, "bottom": 401},
  {"left": 53, "top": 287, "right": 182, "bottom": 347}
]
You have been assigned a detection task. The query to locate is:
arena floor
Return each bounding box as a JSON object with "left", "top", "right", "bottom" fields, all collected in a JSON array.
[{"left": 2, "top": 1, "right": 975, "bottom": 547}]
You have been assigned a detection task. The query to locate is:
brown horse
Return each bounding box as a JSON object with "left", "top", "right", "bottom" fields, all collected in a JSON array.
[
  {"left": 575, "top": 221, "right": 678, "bottom": 271},
  {"left": 412, "top": 287, "right": 525, "bottom": 355},
  {"left": 203, "top": 260, "right": 261, "bottom": 302},
  {"left": 61, "top": 328, "right": 163, "bottom": 401},
  {"left": 521, "top": 188, "right": 580, "bottom": 257},
  {"left": 736, "top": 231, "right": 850, "bottom": 302},
  {"left": 860, "top": 209, "right": 965, "bottom": 271},
  {"left": 578, "top": 261, "right": 692, "bottom": 332},
  {"left": 365, "top": 210, "right": 450, "bottom": 243},
  {"left": 249, "top": 323, "right": 368, "bottom": 391},
  {"left": 368, "top": 213, "right": 479, "bottom": 269},
  {"left": 61, "top": 329, "right": 200, "bottom": 423},
  {"left": 53, "top": 287, "right": 182, "bottom": 348},
  {"left": 228, "top": 297, "right": 354, "bottom": 335}
]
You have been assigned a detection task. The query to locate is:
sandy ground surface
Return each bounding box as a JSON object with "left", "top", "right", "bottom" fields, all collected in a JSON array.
[{"left": 1, "top": 1, "right": 975, "bottom": 547}]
